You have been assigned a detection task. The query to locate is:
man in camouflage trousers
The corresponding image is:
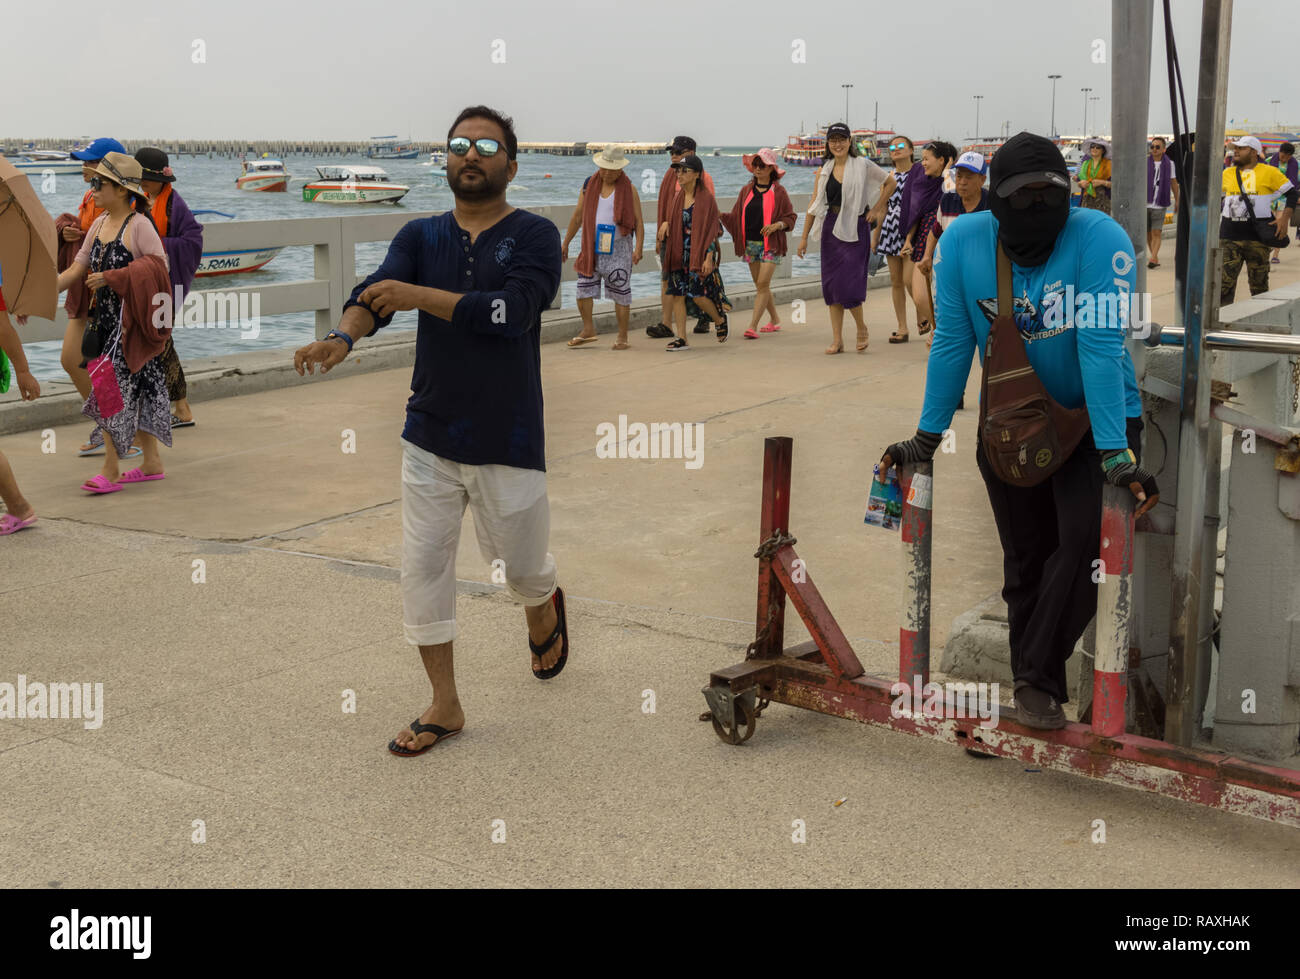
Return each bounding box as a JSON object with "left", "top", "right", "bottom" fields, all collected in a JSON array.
[{"left": 1219, "top": 136, "right": 1296, "bottom": 307}]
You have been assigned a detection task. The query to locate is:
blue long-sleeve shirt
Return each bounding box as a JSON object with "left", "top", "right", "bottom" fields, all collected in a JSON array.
[
  {"left": 920, "top": 208, "right": 1142, "bottom": 450},
  {"left": 345, "top": 210, "right": 562, "bottom": 471}
]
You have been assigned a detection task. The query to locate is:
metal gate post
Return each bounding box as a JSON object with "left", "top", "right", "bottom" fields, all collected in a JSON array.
[
  {"left": 899, "top": 462, "right": 934, "bottom": 687},
  {"left": 753, "top": 437, "right": 791, "bottom": 658},
  {"left": 1094, "top": 484, "right": 1135, "bottom": 737}
]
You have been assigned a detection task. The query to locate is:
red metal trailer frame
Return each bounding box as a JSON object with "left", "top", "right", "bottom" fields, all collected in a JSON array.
[{"left": 701, "top": 437, "right": 1300, "bottom": 827}]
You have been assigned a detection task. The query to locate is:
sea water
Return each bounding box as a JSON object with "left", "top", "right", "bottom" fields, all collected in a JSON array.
[{"left": 22, "top": 149, "right": 827, "bottom": 382}]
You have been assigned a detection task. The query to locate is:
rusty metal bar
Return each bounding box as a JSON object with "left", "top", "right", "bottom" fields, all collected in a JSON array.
[
  {"left": 1093, "top": 485, "right": 1135, "bottom": 737},
  {"left": 771, "top": 548, "right": 864, "bottom": 679},
  {"left": 758, "top": 659, "right": 1300, "bottom": 826},
  {"left": 753, "top": 437, "right": 791, "bottom": 659},
  {"left": 898, "top": 462, "right": 934, "bottom": 687}
]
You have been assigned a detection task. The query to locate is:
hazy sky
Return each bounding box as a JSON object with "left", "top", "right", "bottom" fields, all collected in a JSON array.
[{"left": 5, "top": 0, "right": 1292, "bottom": 144}]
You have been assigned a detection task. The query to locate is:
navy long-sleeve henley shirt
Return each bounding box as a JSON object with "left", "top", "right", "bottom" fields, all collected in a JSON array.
[{"left": 345, "top": 209, "right": 562, "bottom": 471}]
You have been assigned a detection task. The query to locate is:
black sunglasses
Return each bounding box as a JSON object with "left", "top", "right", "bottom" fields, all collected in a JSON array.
[
  {"left": 89, "top": 176, "right": 105, "bottom": 190},
  {"left": 448, "top": 137, "right": 502, "bottom": 157},
  {"left": 1007, "top": 185, "right": 1069, "bottom": 210}
]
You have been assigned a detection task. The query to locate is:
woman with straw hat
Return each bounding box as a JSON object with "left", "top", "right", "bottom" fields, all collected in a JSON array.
[
  {"left": 720, "top": 148, "right": 797, "bottom": 340},
  {"left": 562, "top": 145, "right": 644, "bottom": 350},
  {"left": 54, "top": 152, "right": 172, "bottom": 494}
]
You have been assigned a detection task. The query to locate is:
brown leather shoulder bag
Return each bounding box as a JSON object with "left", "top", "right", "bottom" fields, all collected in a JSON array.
[{"left": 978, "top": 244, "right": 1091, "bottom": 487}]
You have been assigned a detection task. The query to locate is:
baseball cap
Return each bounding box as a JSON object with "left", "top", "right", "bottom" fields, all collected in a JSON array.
[
  {"left": 1232, "top": 136, "right": 1264, "bottom": 154},
  {"left": 954, "top": 151, "right": 988, "bottom": 175},
  {"left": 990, "top": 132, "right": 1071, "bottom": 197},
  {"left": 671, "top": 154, "right": 704, "bottom": 173},
  {"left": 826, "top": 123, "right": 852, "bottom": 140},
  {"left": 71, "top": 137, "right": 126, "bottom": 162},
  {"left": 665, "top": 136, "right": 697, "bottom": 154}
]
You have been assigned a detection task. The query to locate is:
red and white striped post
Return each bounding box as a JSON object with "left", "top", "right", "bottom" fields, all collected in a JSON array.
[
  {"left": 1093, "top": 483, "right": 1135, "bottom": 737},
  {"left": 899, "top": 462, "right": 934, "bottom": 687}
]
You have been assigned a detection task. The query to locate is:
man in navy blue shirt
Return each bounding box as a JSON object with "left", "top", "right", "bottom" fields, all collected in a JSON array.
[{"left": 294, "top": 106, "right": 567, "bottom": 757}]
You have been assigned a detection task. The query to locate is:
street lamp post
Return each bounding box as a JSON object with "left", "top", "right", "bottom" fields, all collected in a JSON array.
[
  {"left": 1081, "top": 86, "right": 1093, "bottom": 135},
  {"left": 1272, "top": 99, "right": 1281, "bottom": 128},
  {"left": 1090, "top": 95, "right": 1100, "bottom": 134},
  {"left": 974, "top": 95, "right": 984, "bottom": 139},
  {"left": 842, "top": 84, "right": 853, "bottom": 127},
  {"left": 1048, "top": 74, "right": 1062, "bottom": 137}
]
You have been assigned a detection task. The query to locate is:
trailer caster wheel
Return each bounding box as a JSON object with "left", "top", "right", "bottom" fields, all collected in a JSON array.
[{"left": 711, "top": 696, "right": 757, "bottom": 745}]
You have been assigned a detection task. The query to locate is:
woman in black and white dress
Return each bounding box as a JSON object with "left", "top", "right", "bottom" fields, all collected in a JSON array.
[{"left": 869, "top": 136, "right": 921, "bottom": 343}]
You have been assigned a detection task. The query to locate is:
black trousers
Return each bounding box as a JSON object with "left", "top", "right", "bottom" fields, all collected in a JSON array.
[{"left": 974, "top": 417, "right": 1143, "bottom": 703}]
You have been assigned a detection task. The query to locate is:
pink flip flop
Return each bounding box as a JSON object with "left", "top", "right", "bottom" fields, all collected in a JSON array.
[
  {"left": 743, "top": 328, "right": 760, "bottom": 339},
  {"left": 0, "top": 513, "right": 37, "bottom": 536},
  {"left": 119, "top": 468, "right": 165, "bottom": 484},
  {"left": 760, "top": 322, "right": 782, "bottom": 333},
  {"left": 81, "top": 474, "right": 122, "bottom": 494}
]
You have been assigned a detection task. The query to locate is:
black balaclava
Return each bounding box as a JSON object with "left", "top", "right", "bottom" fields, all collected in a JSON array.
[{"left": 988, "top": 132, "right": 1072, "bottom": 267}]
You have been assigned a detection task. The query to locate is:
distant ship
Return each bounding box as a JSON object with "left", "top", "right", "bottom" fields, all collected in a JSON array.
[{"left": 365, "top": 136, "right": 419, "bottom": 160}]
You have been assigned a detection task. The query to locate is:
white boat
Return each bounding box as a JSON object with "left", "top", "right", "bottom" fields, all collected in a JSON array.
[
  {"left": 236, "top": 157, "right": 290, "bottom": 192},
  {"left": 192, "top": 210, "right": 284, "bottom": 277},
  {"left": 301, "top": 165, "right": 409, "bottom": 204},
  {"left": 421, "top": 150, "right": 447, "bottom": 167},
  {"left": 3, "top": 150, "right": 83, "bottom": 176}
]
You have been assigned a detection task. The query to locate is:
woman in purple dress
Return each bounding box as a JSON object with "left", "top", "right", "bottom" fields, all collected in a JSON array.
[{"left": 797, "top": 123, "right": 887, "bottom": 354}]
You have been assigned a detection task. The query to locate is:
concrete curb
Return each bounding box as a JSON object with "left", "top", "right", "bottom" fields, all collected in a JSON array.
[{"left": 0, "top": 273, "right": 891, "bottom": 435}]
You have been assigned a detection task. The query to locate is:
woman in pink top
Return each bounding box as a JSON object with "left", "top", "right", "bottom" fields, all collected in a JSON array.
[{"left": 55, "top": 153, "right": 172, "bottom": 494}]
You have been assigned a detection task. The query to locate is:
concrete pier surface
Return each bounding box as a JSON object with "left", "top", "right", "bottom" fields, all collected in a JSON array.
[{"left": 2, "top": 258, "right": 1299, "bottom": 888}]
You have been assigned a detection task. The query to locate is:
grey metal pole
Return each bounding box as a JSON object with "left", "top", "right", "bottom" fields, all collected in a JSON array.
[
  {"left": 1111, "top": 0, "right": 1154, "bottom": 381},
  {"left": 1166, "top": 0, "right": 1233, "bottom": 748},
  {"left": 1049, "top": 74, "right": 1062, "bottom": 137}
]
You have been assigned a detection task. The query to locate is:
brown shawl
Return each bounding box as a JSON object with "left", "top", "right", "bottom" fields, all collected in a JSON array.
[
  {"left": 574, "top": 171, "right": 639, "bottom": 277},
  {"left": 663, "top": 182, "right": 721, "bottom": 274}
]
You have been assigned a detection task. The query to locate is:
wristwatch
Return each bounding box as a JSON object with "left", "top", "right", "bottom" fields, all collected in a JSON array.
[{"left": 324, "top": 331, "right": 354, "bottom": 352}]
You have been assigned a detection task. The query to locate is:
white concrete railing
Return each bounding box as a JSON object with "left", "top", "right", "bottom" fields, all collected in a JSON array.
[{"left": 19, "top": 193, "right": 823, "bottom": 344}]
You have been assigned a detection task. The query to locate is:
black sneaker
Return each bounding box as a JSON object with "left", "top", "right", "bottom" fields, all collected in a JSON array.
[
  {"left": 666, "top": 337, "right": 688, "bottom": 351},
  {"left": 693, "top": 319, "right": 711, "bottom": 334},
  {"left": 646, "top": 322, "right": 673, "bottom": 339},
  {"left": 1014, "top": 685, "right": 1066, "bottom": 729}
]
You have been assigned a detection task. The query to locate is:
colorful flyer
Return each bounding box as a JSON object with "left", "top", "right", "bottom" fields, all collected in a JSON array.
[{"left": 864, "top": 463, "right": 903, "bottom": 531}]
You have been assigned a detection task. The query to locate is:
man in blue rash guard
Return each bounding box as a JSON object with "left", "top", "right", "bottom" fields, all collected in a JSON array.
[
  {"left": 879, "top": 132, "right": 1159, "bottom": 730},
  {"left": 294, "top": 106, "right": 567, "bottom": 757}
]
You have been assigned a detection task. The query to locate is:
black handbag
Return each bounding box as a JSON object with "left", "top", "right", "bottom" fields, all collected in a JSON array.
[{"left": 1235, "top": 166, "right": 1290, "bottom": 249}]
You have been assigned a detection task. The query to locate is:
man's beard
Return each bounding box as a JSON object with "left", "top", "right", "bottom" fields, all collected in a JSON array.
[{"left": 449, "top": 164, "right": 509, "bottom": 201}]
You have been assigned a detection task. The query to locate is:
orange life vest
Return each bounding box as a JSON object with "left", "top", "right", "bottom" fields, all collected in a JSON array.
[
  {"left": 78, "top": 189, "right": 104, "bottom": 232},
  {"left": 150, "top": 184, "right": 172, "bottom": 238}
]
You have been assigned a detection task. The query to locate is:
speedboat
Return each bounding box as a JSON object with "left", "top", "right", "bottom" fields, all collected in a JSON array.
[
  {"left": 302, "top": 165, "right": 410, "bottom": 203},
  {"left": 3, "top": 150, "right": 83, "bottom": 176},
  {"left": 236, "top": 157, "right": 290, "bottom": 192},
  {"left": 191, "top": 210, "right": 284, "bottom": 276},
  {"left": 421, "top": 150, "right": 447, "bottom": 167}
]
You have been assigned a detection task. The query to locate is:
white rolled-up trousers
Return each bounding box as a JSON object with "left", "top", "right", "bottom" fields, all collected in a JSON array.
[{"left": 401, "top": 438, "right": 557, "bottom": 646}]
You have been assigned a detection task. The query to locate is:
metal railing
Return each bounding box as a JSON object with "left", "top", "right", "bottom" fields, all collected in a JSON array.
[{"left": 19, "top": 193, "right": 823, "bottom": 345}]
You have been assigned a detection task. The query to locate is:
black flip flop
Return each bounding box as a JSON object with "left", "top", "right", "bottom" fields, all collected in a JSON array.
[
  {"left": 716, "top": 315, "right": 729, "bottom": 343},
  {"left": 170, "top": 414, "right": 196, "bottom": 429},
  {"left": 388, "top": 720, "right": 461, "bottom": 756},
  {"left": 888, "top": 332, "right": 910, "bottom": 344},
  {"left": 530, "top": 586, "right": 569, "bottom": 680}
]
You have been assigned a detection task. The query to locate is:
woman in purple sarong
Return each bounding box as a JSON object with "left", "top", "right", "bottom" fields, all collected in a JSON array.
[{"left": 797, "top": 123, "right": 888, "bottom": 354}]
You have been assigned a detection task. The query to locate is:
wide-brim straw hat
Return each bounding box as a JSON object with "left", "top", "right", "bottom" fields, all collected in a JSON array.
[
  {"left": 593, "top": 146, "right": 631, "bottom": 170},
  {"left": 743, "top": 147, "right": 787, "bottom": 179},
  {"left": 93, "top": 152, "right": 149, "bottom": 198}
]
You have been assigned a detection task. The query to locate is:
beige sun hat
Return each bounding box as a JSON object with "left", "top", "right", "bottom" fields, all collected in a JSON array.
[
  {"left": 592, "top": 146, "right": 631, "bottom": 170},
  {"left": 92, "top": 151, "right": 149, "bottom": 198}
]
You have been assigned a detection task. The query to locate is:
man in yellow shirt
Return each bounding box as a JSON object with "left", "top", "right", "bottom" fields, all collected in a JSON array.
[{"left": 1219, "top": 136, "right": 1297, "bottom": 305}]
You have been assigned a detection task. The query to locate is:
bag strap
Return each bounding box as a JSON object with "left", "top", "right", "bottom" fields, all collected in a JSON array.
[{"left": 996, "top": 243, "right": 1013, "bottom": 318}]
